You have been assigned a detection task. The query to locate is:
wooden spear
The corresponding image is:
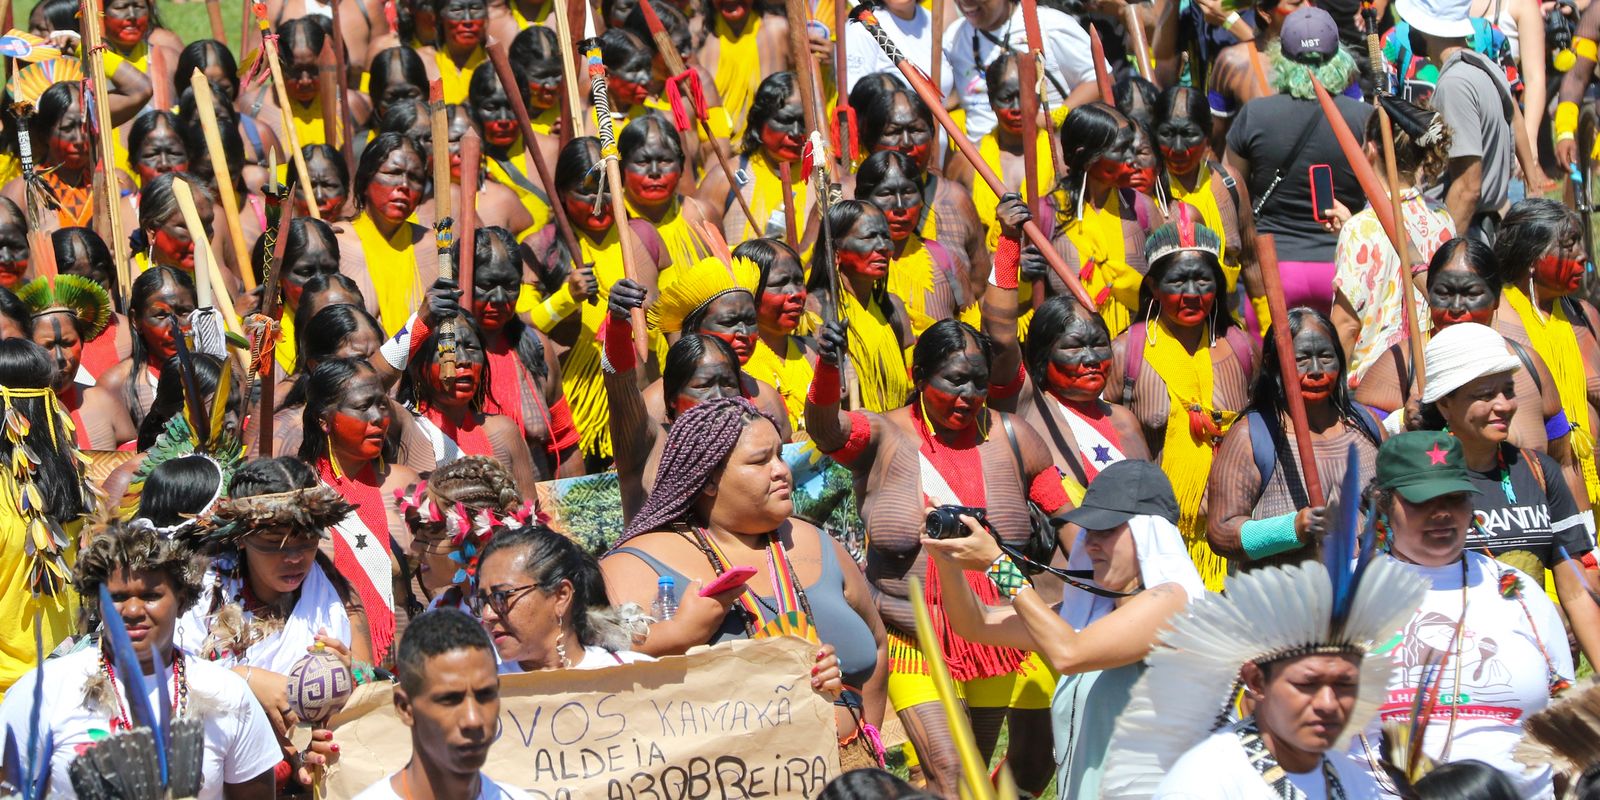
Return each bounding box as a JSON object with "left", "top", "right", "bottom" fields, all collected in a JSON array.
[
  {"left": 1123, "top": 5, "right": 1153, "bottom": 81},
  {"left": 457, "top": 128, "right": 481, "bottom": 310},
  {"left": 930, "top": 0, "right": 944, "bottom": 92},
  {"left": 852, "top": 6, "right": 1097, "bottom": 310},
  {"left": 206, "top": 0, "right": 228, "bottom": 42},
  {"left": 778, "top": 160, "right": 800, "bottom": 250},
  {"left": 1309, "top": 75, "right": 1397, "bottom": 252},
  {"left": 190, "top": 69, "right": 257, "bottom": 293},
  {"left": 149, "top": 42, "right": 173, "bottom": 112},
  {"left": 833, "top": 0, "right": 856, "bottom": 169},
  {"left": 582, "top": 14, "right": 649, "bottom": 358},
  {"left": 1256, "top": 233, "right": 1325, "bottom": 507},
  {"left": 254, "top": 3, "right": 322, "bottom": 219},
  {"left": 254, "top": 190, "right": 294, "bottom": 455},
  {"left": 1089, "top": 26, "right": 1114, "bottom": 104},
  {"left": 429, "top": 79, "right": 458, "bottom": 379},
  {"left": 1378, "top": 103, "right": 1427, "bottom": 391},
  {"left": 551, "top": 0, "right": 590, "bottom": 137},
  {"left": 1018, "top": 0, "right": 1044, "bottom": 213},
  {"left": 81, "top": 0, "right": 132, "bottom": 295},
  {"left": 172, "top": 178, "right": 240, "bottom": 334}
]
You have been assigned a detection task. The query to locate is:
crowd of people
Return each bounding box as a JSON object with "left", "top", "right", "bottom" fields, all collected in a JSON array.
[{"left": 1, "top": 0, "right": 1600, "bottom": 794}]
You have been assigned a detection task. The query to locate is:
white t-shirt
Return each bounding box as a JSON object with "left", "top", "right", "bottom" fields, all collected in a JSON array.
[
  {"left": 353, "top": 772, "right": 531, "bottom": 799},
  {"left": 497, "top": 645, "right": 655, "bottom": 674},
  {"left": 0, "top": 647, "right": 282, "bottom": 799},
  {"left": 1372, "top": 552, "right": 1571, "bottom": 799},
  {"left": 1154, "top": 722, "right": 1381, "bottom": 799},
  {"left": 176, "top": 561, "right": 354, "bottom": 674},
  {"left": 844, "top": 5, "right": 954, "bottom": 97},
  {"left": 940, "top": 4, "right": 1102, "bottom": 140}
]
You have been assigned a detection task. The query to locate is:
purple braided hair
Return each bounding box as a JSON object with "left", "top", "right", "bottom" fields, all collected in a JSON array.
[{"left": 619, "top": 396, "right": 777, "bottom": 543}]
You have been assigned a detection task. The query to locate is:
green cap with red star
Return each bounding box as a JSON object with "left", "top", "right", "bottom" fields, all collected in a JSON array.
[{"left": 1374, "top": 430, "right": 1479, "bottom": 504}]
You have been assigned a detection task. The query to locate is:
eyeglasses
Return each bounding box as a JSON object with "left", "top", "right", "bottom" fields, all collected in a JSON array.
[{"left": 473, "top": 583, "right": 539, "bottom": 617}]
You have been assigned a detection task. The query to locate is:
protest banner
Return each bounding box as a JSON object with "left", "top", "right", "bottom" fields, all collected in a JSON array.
[{"left": 325, "top": 636, "right": 842, "bottom": 799}]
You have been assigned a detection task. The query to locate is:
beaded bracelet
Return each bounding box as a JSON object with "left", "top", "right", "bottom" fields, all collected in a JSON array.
[{"left": 987, "top": 553, "right": 1031, "bottom": 600}]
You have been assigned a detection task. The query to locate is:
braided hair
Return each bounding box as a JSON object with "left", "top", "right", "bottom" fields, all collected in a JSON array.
[{"left": 619, "top": 396, "right": 776, "bottom": 542}]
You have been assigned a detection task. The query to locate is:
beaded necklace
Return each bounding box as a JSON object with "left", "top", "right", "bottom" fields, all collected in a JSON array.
[{"left": 99, "top": 649, "right": 187, "bottom": 731}]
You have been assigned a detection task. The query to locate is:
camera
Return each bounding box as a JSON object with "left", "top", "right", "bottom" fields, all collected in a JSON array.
[{"left": 924, "top": 505, "right": 988, "bottom": 540}]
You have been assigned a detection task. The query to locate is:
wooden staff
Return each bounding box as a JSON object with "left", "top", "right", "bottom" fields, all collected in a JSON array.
[
  {"left": 1089, "top": 26, "right": 1114, "bottom": 105},
  {"left": 255, "top": 4, "right": 322, "bottom": 220},
  {"left": 149, "top": 42, "right": 173, "bottom": 111},
  {"left": 81, "top": 0, "right": 132, "bottom": 296},
  {"left": 458, "top": 128, "right": 481, "bottom": 307},
  {"left": 172, "top": 178, "right": 240, "bottom": 333},
  {"left": 430, "top": 79, "right": 458, "bottom": 379},
  {"left": 206, "top": 0, "right": 227, "bottom": 42},
  {"left": 582, "top": 18, "right": 649, "bottom": 358},
  {"left": 783, "top": 0, "right": 828, "bottom": 148},
  {"left": 551, "top": 0, "right": 590, "bottom": 137},
  {"left": 852, "top": 7, "right": 1096, "bottom": 310},
  {"left": 1309, "top": 75, "right": 1397, "bottom": 248},
  {"left": 190, "top": 69, "right": 257, "bottom": 293},
  {"left": 317, "top": 41, "right": 340, "bottom": 149},
  {"left": 1255, "top": 233, "right": 1325, "bottom": 507},
  {"left": 254, "top": 201, "right": 294, "bottom": 456},
  {"left": 908, "top": 576, "right": 996, "bottom": 800},
  {"left": 930, "top": 0, "right": 944, "bottom": 91},
  {"left": 329, "top": 0, "right": 359, "bottom": 174},
  {"left": 1018, "top": 0, "right": 1044, "bottom": 212},
  {"left": 1378, "top": 104, "right": 1428, "bottom": 390},
  {"left": 633, "top": 0, "right": 759, "bottom": 227},
  {"left": 485, "top": 40, "right": 594, "bottom": 302},
  {"left": 1123, "top": 5, "right": 1153, "bottom": 81},
  {"left": 778, "top": 160, "right": 800, "bottom": 249}
]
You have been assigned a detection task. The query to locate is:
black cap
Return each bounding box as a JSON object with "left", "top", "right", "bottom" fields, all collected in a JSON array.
[{"left": 1062, "top": 460, "right": 1180, "bottom": 530}]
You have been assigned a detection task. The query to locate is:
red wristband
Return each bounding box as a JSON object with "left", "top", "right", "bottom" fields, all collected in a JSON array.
[
  {"left": 1029, "top": 466, "right": 1070, "bottom": 513},
  {"left": 990, "top": 362, "right": 1026, "bottom": 401},
  {"left": 829, "top": 411, "right": 872, "bottom": 464},
  {"left": 408, "top": 315, "right": 433, "bottom": 361},
  {"left": 809, "top": 360, "right": 842, "bottom": 405},
  {"left": 994, "top": 234, "right": 1021, "bottom": 290},
  {"left": 601, "top": 314, "right": 636, "bottom": 373}
]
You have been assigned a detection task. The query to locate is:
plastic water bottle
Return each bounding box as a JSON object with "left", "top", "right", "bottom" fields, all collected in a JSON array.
[{"left": 652, "top": 576, "right": 677, "bottom": 621}]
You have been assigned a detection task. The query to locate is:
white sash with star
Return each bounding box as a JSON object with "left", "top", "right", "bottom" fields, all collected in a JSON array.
[{"left": 1050, "top": 397, "right": 1126, "bottom": 481}]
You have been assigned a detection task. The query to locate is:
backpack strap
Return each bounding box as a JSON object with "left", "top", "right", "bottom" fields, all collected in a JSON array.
[
  {"left": 1249, "top": 408, "right": 1311, "bottom": 509},
  {"left": 1506, "top": 338, "right": 1545, "bottom": 395},
  {"left": 1224, "top": 325, "right": 1257, "bottom": 378},
  {"left": 1032, "top": 389, "right": 1091, "bottom": 486},
  {"left": 1122, "top": 322, "right": 1148, "bottom": 407},
  {"left": 629, "top": 218, "right": 667, "bottom": 266}
]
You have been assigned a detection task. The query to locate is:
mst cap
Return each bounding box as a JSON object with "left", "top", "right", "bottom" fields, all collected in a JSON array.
[
  {"left": 1374, "top": 431, "right": 1479, "bottom": 504},
  {"left": 1281, "top": 6, "right": 1342, "bottom": 64},
  {"left": 1063, "top": 460, "right": 1180, "bottom": 530}
]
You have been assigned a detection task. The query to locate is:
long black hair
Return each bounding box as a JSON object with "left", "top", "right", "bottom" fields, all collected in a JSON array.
[
  {"left": 124, "top": 266, "right": 197, "bottom": 427},
  {"left": 175, "top": 40, "right": 240, "bottom": 99},
  {"left": 733, "top": 237, "right": 801, "bottom": 299},
  {"left": 911, "top": 319, "right": 992, "bottom": 391},
  {"left": 397, "top": 313, "right": 493, "bottom": 414},
  {"left": 465, "top": 226, "right": 547, "bottom": 382},
  {"left": 250, "top": 216, "right": 341, "bottom": 297},
  {"left": 1055, "top": 102, "right": 1128, "bottom": 217},
  {"left": 740, "top": 72, "right": 799, "bottom": 156},
  {"left": 127, "top": 111, "right": 187, "bottom": 177},
  {"left": 1425, "top": 237, "right": 1501, "bottom": 297},
  {"left": 30, "top": 83, "right": 81, "bottom": 158},
  {"left": 53, "top": 227, "right": 117, "bottom": 302},
  {"left": 662, "top": 333, "right": 739, "bottom": 418},
  {"left": 1248, "top": 306, "right": 1377, "bottom": 448},
  {"left": 1494, "top": 198, "right": 1581, "bottom": 285},
  {"left": 298, "top": 357, "right": 400, "bottom": 465},
  {"left": 1023, "top": 295, "right": 1108, "bottom": 388},
  {"left": 137, "top": 454, "right": 223, "bottom": 529},
  {"left": 136, "top": 353, "right": 229, "bottom": 450},
  {"left": 285, "top": 302, "right": 384, "bottom": 407},
  {"left": 367, "top": 47, "right": 430, "bottom": 125},
  {"left": 854, "top": 149, "right": 923, "bottom": 206},
  {"left": 848, "top": 73, "right": 932, "bottom": 154},
  {"left": 0, "top": 339, "right": 88, "bottom": 521}
]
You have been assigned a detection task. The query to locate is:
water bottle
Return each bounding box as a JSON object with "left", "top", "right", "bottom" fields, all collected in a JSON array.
[{"left": 652, "top": 576, "right": 677, "bottom": 621}]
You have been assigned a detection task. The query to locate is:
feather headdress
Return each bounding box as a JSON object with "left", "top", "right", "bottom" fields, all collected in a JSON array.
[
  {"left": 194, "top": 485, "right": 355, "bottom": 552},
  {"left": 1377, "top": 94, "right": 1446, "bottom": 149},
  {"left": 647, "top": 256, "right": 760, "bottom": 334},
  {"left": 18, "top": 274, "right": 113, "bottom": 341},
  {"left": 1515, "top": 677, "right": 1600, "bottom": 798},
  {"left": 1101, "top": 446, "right": 1430, "bottom": 799}
]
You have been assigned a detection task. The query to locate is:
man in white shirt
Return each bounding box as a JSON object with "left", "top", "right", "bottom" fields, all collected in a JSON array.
[
  {"left": 940, "top": 0, "right": 1104, "bottom": 140},
  {"left": 844, "top": 0, "right": 954, "bottom": 96},
  {"left": 354, "top": 609, "right": 529, "bottom": 800}
]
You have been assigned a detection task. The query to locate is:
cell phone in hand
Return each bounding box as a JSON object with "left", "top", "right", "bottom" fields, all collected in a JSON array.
[
  {"left": 700, "top": 566, "right": 758, "bottom": 597},
  {"left": 1309, "top": 164, "right": 1336, "bottom": 224}
]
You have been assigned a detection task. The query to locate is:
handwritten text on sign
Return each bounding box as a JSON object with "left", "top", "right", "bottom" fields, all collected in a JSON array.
[{"left": 328, "top": 637, "right": 841, "bottom": 799}]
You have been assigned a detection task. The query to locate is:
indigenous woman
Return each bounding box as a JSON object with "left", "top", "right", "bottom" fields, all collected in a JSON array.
[
  {"left": 1050, "top": 102, "right": 1160, "bottom": 337},
  {"left": 469, "top": 227, "right": 577, "bottom": 478},
  {"left": 0, "top": 340, "right": 92, "bottom": 697},
  {"left": 124, "top": 110, "right": 189, "bottom": 190},
  {"left": 698, "top": 72, "right": 811, "bottom": 244},
  {"left": 597, "top": 29, "right": 662, "bottom": 127},
  {"left": 252, "top": 217, "right": 344, "bottom": 388},
  {"left": 1366, "top": 431, "right": 1574, "bottom": 797},
  {"left": 174, "top": 40, "right": 280, "bottom": 170},
  {"left": 1332, "top": 95, "right": 1455, "bottom": 390},
  {"left": 0, "top": 201, "right": 27, "bottom": 291},
  {"left": 1357, "top": 240, "right": 1568, "bottom": 463},
  {"left": 604, "top": 260, "right": 790, "bottom": 518},
  {"left": 1153, "top": 85, "right": 1265, "bottom": 327},
  {"left": 524, "top": 137, "right": 657, "bottom": 468},
  {"left": 252, "top": 19, "right": 335, "bottom": 150},
  {"left": 133, "top": 173, "right": 215, "bottom": 277},
  {"left": 3, "top": 84, "right": 97, "bottom": 230},
  {"left": 1492, "top": 199, "right": 1600, "bottom": 522},
  {"left": 300, "top": 357, "right": 423, "bottom": 664},
  {"left": 422, "top": 0, "right": 489, "bottom": 105},
  {"left": 436, "top": 104, "right": 534, "bottom": 236},
  {"left": 1206, "top": 307, "right": 1383, "bottom": 571},
  {"left": 600, "top": 398, "right": 882, "bottom": 766},
  {"left": 854, "top": 150, "right": 958, "bottom": 335},
  {"left": 620, "top": 112, "right": 716, "bottom": 281},
  {"left": 1105, "top": 210, "right": 1257, "bottom": 591},
  {"left": 98, "top": 266, "right": 196, "bottom": 427},
  {"left": 19, "top": 274, "right": 135, "bottom": 450},
  {"left": 462, "top": 66, "right": 547, "bottom": 238},
  {"left": 397, "top": 313, "right": 541, "bottom": 493},
  {"left": 481, "top": 523, "right": 656, "bottom": 671},
  {"left": 0, "top": 519, "right": 290, "bottom": 796},
  {"left": 56, "top": 227, "right": 131, "bottom": 377},
  {"left": 364, "top": 47, "right": 430, "bottom": 130},
  {"left": 367, "top": 0, "right": 436, "bottom": 59},
  {"left": 100, "top": 0, "right": 181, "bottom": 117},
  {"left": 982, "top": 196, "right": 1149, "bottom": 506},
  {"left": 738, "top": 237, "right": 816, "bottom": 432},
  {"left": 694, "top": 0, "right": 785, "bottom": 139},
  {"left": 507, "top": 27, "right": 565, "bottom": 171},
  {"left": 335, "top": 133, "right": 439, "bottom": 338},
  {"left": 264, "top": 0, "right": 380, "bottom": 84},
  {"left": 99, "top": 352, "right": 242, "bottom": 506},
  {"left": 805, "top": 200, "right": 913, "bottom": 414},
  {"left": 398, "top": 456, "right": 532, "bottom": 610},
  {"left": 1415, "top": 323, "right": 1600, "bottom": 670},
  {"left": 927, "top": 460, "right": 1201, "bottom": 797},
  {"left": 288, "top": 144, "right": 351, "bottom": 222},
  {"left": 850, "top": 75, "right": 988, "bottom": 303},
  {"left": 945, "top": 54, "right": 1056, "bottom": 247},
  {"left": 803, "top": 318, "right": 1071, "bottom": 797}
]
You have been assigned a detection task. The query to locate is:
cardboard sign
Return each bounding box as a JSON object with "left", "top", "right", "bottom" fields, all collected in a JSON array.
[{"left": 326, "top": 637, "right": 842, "bottom": 799}]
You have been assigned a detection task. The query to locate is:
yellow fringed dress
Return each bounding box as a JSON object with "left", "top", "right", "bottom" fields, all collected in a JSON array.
[
  {"left": 1505, "top": 287, "right": 1600, "bottom": 513},
  {"left": 745, "top": 335, "right": 814, "bottom": 432},
  {"left": 550, "top": 228, "right": 628, "bottom": 459},
  {"left": 972, "top": 129, "right": 1056, "bottom": 243},
  {"left": 1059, "top": 191, "right": 1143, "bottom": 338},
  {"left": 885, "top": 236, "right": 943, "bottom": 337},
  {"left": 483, "top": 137, "right": 553, "bottom": 239},
  {"left": 711, "top": 15, "right": 763, "bottom": 141},
  {"left": 733, "top": 152, "right": 810, "bottom": 241},
  {"left": 434, "top": 47, "right": 487, "bottom": 105},
  {"left": 350, "top": 214, "right": 425, "bottom": 337},
  {"left": 841, "top": 289, "right": 911, "bottom": 413}
]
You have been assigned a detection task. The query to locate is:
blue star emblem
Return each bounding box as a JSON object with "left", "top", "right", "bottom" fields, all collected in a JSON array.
[{"left": 1092, "top": 445, "right": 1113, "bottom": 464}]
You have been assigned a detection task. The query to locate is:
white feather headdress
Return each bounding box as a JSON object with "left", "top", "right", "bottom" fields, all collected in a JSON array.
[{"left": 1100, "top": 557, "right": 1429, "bottom": 799}]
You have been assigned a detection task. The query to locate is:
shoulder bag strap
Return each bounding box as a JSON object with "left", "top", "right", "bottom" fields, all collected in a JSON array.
[{"left": 1251, "top": 111, "right": 1323, "bottom": 215}]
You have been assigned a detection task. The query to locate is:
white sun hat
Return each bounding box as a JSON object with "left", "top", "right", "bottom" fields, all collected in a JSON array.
[
  {"left": 1396, "top": 0, "right": 1476, "bottom": 39},
  {"left": 1420, "top": 322, "right": 1523, "bottom": 404}
]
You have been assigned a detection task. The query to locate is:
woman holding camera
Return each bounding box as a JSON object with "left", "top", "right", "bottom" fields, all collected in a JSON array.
[{"left": 804, "top": 317, "right": 1073, "bottom": 797}]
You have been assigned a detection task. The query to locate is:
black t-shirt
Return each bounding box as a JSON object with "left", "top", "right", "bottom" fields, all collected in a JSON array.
[
  {"left": 1464, "top": 447, "right": 1593, "bottom": 574},
  {"left": 1225, "top": 94, "right": 1373, "bottom": 262}
]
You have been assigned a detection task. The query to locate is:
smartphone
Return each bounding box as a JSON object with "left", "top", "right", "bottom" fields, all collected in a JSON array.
[
  {"left": 1309, "top": 164, "right": 1335, "bottom": 224},
  {"left": 700, "top": 566, "right": 758, "bottom": 597}
]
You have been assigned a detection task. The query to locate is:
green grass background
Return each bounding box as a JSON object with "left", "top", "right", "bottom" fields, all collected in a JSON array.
[{"left": 10, "top": 0, "right": 248, "bottom": 53}]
